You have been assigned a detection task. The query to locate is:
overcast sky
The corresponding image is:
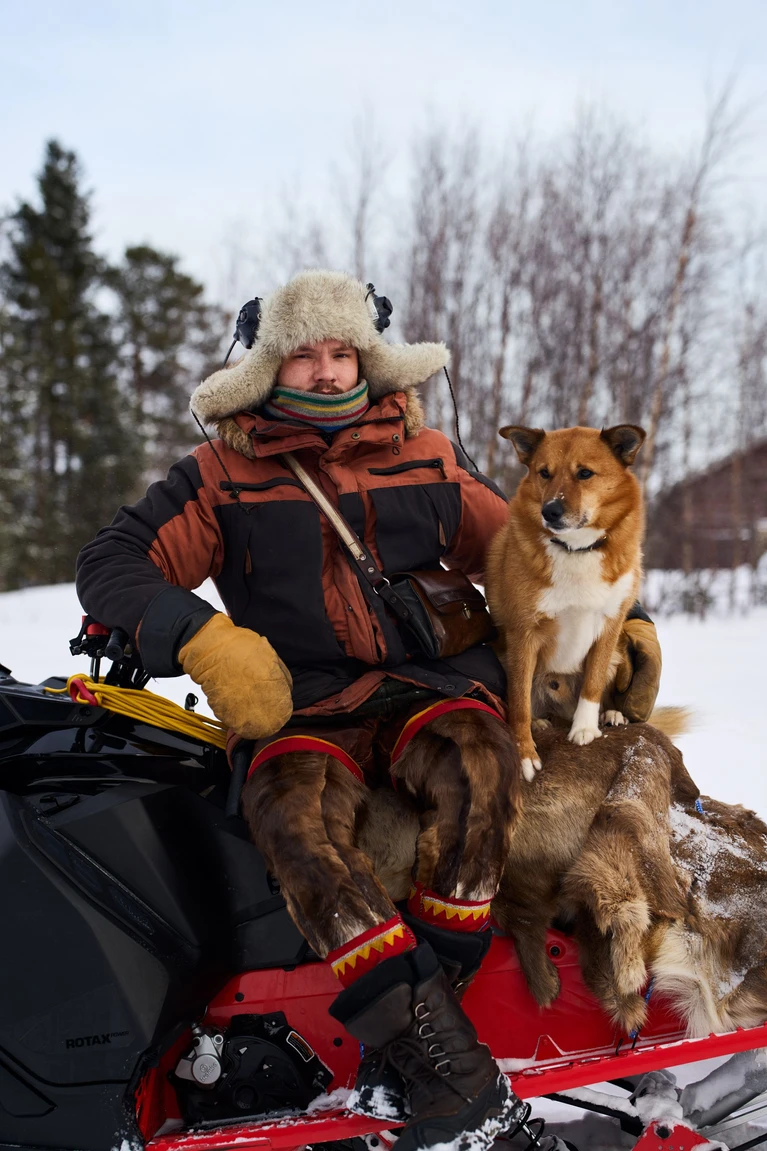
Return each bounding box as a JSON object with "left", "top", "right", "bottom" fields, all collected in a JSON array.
[{"left": 2, "top": 0, "right": 765, "bottom": 304}]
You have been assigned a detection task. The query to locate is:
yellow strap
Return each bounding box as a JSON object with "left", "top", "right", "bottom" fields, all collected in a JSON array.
[{"left": 44, "top": 675, "right": 228, "bottom": 750}]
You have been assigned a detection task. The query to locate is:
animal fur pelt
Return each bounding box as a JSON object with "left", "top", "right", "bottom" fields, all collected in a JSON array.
[
  {"left": 191, "top": 270, "right": 449, "bottom": 427},
  {"left": 358, "top": 724, "right": 767, "bottom": 1039}
]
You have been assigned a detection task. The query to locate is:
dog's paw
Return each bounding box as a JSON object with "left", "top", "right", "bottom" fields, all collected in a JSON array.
[
  {"left": 568, "top": 698, "right": 601, "bottom": 747},
  {"left": 532, "top": 717, "right": 553, "bottom": 733},
  {"left": 518, "top": 735, "right": 542, "bottom": 781},
  {"left": 602, "top": 709, "right": 628, "bottom": 727},
  {"left": 568, "top": 724, "right": 602, "bottom": 746},
  {"left": 521, "top": 756, "right": 543, "bottom": 782}
]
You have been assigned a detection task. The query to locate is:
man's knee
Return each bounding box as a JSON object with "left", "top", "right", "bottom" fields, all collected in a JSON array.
[
  {"left": 396, "top": 709, "right": 520, "bottom": 817},
  {"left": 242, "top": 751, "right": 326, "bottom": 850}
]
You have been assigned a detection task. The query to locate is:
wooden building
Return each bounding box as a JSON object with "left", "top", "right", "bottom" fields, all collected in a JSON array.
[{"left": 646, "top": 439, "right": 767, "bottom": 571}]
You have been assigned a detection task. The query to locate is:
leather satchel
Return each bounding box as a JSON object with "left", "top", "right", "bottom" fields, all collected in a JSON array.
[
  {"left": 280, "top": 452, "right": 496, "bottom": 661},
  {"left": 388, "top": 568, "right": 495, "bottom": 659}
]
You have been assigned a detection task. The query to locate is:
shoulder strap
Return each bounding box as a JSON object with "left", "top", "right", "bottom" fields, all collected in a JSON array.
[
  {"left": 280, "top": 452, "right": 414, "bottom": 623},
  {"left": 280, "top": 452, "right": 391, "bottom": 598},
  {"left": 281, "top": 452, "right": 367, "bottom": 560}
]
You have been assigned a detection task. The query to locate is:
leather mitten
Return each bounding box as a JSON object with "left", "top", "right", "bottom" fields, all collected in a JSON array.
[
  {"left": 179, "top": 614, "right": 293, "bottom": 739},
  {"left": 614, "top": 617, "right": 662, "bottom": 722}
]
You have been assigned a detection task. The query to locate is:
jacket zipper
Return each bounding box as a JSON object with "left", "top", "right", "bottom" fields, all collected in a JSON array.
[{"left": 367, "top": 458, "right": 446, "bottom": 478}]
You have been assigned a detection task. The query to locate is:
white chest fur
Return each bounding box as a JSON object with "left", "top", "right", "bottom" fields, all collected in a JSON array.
[{"left": 537, "top": 546, "right": 634, "bottom": 674}]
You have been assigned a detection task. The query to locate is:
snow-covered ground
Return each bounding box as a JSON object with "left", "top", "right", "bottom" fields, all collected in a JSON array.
[{"left": 1, "top": 581, "right": 766, "bottom": 1148}]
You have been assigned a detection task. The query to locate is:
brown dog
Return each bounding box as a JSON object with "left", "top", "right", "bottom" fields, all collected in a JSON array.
[{"left": 486, "top": 424, "right": 646, "bottom": 781}]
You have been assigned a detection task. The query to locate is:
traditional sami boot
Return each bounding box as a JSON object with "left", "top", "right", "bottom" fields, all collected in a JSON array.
[{"left": 330, "top": 943, "right": 524, "bottom": 1150}]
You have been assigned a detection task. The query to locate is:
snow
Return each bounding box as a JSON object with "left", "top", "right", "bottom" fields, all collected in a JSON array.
[
  {"left": 347, "top": 1083, "right": 405, "bottom": 1122},
  {"left": 653, "top": 607, "right": 767, "bottom": 812},
  {"left": 554, "top": 1087, "right": 638, "bottom": 1119},
  {"left": 305, "top": 1087, "right": 352, "bottom": 1113},
  {"left": 681, "top": 1050, "right": 767, "bottom": 1127},
  {"left": 669, "top": 801, "right": 767, "bottom": 935},
  {"left": 2, "top": 581, "right": 767, "bottom": 1149},
  {"left": 631, "top": 1069, "right": 686, "bottom": 1128},
  {"left": 0, "top": 578, "right": 225, "bottom": 716}
]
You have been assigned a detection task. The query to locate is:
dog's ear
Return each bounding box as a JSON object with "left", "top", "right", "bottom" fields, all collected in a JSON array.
[
  {"left": 499, "top": 426, "right": 546, "bottom": 466},
  {"left": 600, "top": 425, "right": 646, "bottom": 467}
]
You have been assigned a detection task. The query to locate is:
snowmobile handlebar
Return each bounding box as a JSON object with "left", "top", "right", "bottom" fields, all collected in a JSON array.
[
  {"left": 70, "top": 616, "right": 130, "bottom": 664},
  {"left": 70, "top": 617, "right": 151, "bottom": 690},
  {"left": 105, "top": 628, "right": 129, "bottom": 663}
]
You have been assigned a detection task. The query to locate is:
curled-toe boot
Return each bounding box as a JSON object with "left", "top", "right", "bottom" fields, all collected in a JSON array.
[{"left": 330, "top": 943, "right": 524, "bottom": 1150}]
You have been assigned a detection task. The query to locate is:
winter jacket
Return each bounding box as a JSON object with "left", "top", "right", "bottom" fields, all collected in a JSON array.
[{"left": 76, "top": 392, "right": 509, "bottom": 715}]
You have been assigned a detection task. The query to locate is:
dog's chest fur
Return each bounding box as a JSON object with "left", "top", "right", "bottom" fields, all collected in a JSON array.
[{"left": 537, "top": 546, "right": 634, "bottom": 674}]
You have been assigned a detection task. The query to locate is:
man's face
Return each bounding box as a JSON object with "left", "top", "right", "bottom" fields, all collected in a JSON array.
[{"left": 277, "top": 339, "right": 359, "bottom": 394}]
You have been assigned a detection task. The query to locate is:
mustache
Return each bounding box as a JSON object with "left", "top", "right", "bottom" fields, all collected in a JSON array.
[{"left": 310, "top": 383, "right": 347, "bottom": 394}]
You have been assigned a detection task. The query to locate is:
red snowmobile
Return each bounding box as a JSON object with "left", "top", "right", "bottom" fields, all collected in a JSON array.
[{"left": 1, "top": 622, "right": 765, "bottom": 1151}]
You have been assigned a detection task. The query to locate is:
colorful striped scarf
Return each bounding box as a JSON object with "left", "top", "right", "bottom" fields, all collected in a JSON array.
[{"left": 263, "top": 380, "right": 370, "bottom": 432}]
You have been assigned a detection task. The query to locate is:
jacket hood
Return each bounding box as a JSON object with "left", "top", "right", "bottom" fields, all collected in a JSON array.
[{"left": 190, "top": 269, "right": 448, "bottom": 427}]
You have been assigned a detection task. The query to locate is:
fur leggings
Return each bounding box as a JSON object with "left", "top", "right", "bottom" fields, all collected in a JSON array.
[{"left": 241, "top": 707, "right": 521, "bottom": 959}]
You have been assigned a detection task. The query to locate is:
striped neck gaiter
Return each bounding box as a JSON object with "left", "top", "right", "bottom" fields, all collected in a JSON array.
[{"left": 263, "top": 379, "right": 370, "bottom": 433}]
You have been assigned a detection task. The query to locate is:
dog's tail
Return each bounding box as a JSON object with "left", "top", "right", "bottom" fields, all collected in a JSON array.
[{"left": 649, "top": 705, "right": 694, "bottom": 740}]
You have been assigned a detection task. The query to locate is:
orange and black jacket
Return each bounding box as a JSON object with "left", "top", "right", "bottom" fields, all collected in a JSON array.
[{"left": 76, "top": 393, "right": 510, "bottom": 714}]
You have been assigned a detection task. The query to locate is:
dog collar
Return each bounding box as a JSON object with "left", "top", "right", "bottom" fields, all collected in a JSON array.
[{"left": 549, "top": 535, "right": 607, "bottom": 554}]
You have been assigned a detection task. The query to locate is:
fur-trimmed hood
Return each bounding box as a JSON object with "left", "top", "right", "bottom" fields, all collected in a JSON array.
[
  {"left": 190, "top": 270, "right": 449, "bottom": 431},
  {"left": 216, "top": 391, "right": 425, "bottom": 460}
]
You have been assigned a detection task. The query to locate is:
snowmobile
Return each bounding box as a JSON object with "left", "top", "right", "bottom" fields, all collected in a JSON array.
[{"left": 1, "top": 619, "right": 767, "bottom": 1151}]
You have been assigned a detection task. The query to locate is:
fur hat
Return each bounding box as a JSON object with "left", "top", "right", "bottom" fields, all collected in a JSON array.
[{"left": 190, "top": 269, "right": 449, "bottom": 425}]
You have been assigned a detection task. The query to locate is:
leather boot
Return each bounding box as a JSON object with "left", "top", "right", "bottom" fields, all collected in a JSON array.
[
  {"left": 331, "top": 951, "right": 414, "bottom": 1123},
  {"left": 340, "top": 922, "right": 492, "bottom": 1122},
  {"left": 401, "top": 914, "right": 492, "bottom": 999},
  {"left": 330, "top": 943, "right": 524, "bottom": 1150},
  {"left": 336, "top": 926, "right": 492, "bottom": 1122}
]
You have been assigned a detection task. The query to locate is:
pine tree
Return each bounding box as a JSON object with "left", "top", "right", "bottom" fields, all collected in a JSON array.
[
  {"left": 0, "top": 140, "right": 136, "bottom": 590},
  {"left": 107, "top": 245, "right": 227, "bottom": 482}
]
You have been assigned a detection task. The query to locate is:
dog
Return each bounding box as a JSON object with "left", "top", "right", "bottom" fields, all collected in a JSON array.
[
  {"left": 486, "top": 424, "right": 646, "bottom": 781},
  {"left": 358, "top": 725, "right": 767, "bottom": 1040}
]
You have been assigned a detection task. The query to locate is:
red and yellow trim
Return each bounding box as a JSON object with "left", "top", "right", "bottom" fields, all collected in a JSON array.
[
  {"left": 407, "top": 882, "right": 491, "bottom": 932},
  {"left": 391, "top": 697, "right": 504, "bottom": 768},
  {"left": 248, "top": 736, "right": 364, "bottom": 783},
  {"left": 327, "top": 915, "right": 416, "bottom": 986}
]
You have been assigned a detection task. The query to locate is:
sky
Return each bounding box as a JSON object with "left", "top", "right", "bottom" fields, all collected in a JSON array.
[{"left": 1, "top": 0, "right": 766, "bottom": 305}]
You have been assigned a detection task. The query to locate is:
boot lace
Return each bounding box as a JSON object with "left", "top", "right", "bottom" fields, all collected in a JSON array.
[
  {"left": 381, "top": 1037, "right": 471, "bottom": 1105},
  {"left": 376, "top": 998, "right": 475, "bottom": 1106},
  {"left": 359, "top": 1001, "right": 454, "bottom": 1103}
]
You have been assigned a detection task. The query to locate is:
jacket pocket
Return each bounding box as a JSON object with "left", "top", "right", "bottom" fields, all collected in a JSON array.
[
  {"left": 369, "top": 482, "right": 461, "bottom": 573},
  {"left": 367, "top": 458, "right": 446, "bottom": 478},
  {"left": 219, "top": 478, "right": 304, "bottom": 494}
]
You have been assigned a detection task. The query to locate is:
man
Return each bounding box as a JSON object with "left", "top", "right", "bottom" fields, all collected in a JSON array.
[{"left": 77, "top": 270, "right": 661, "bottom": 1151}]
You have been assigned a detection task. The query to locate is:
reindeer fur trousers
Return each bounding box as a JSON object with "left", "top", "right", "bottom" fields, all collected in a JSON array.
[{"left": 241, "top": 691, "right": 521, "bottom": 961}]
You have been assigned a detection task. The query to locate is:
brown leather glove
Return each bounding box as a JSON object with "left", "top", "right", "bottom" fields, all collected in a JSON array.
[
  {"left": 179, "top": 614, "right": 293, "bottom": 739},
  {"left": 613, "top": 617, "right": 662, "bottom": 722}
]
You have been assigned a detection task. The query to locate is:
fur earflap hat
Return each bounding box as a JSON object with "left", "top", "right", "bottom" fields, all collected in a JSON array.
[{"left": 190, "top": 269, "right": 449, "bottom": 426}]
